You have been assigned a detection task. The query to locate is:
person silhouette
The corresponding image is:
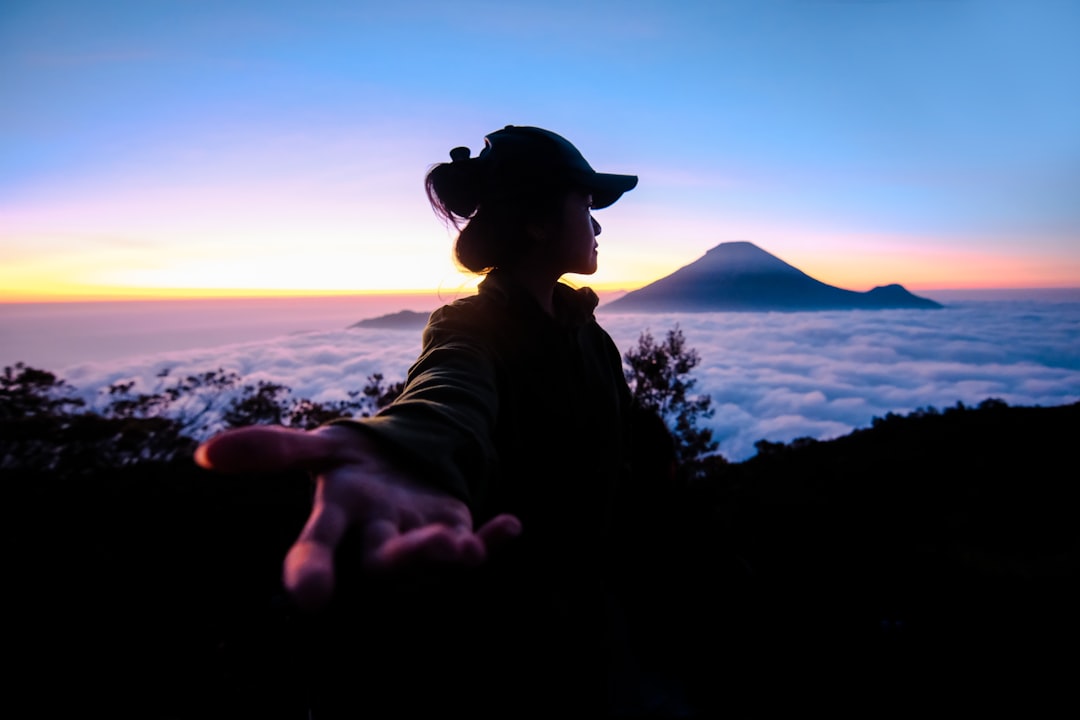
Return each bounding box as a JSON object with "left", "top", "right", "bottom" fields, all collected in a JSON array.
[{"left": 196, "top": 125, "right": 686, "bottom": 715}]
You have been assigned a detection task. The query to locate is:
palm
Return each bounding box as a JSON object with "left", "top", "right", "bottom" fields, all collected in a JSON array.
[{"left": 195, "top": 424, "right": 521, "bottom": 610}]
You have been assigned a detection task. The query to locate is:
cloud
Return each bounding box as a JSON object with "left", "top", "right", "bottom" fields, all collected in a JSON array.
[
  {"left": 599, "top": 301, "right": 1080, "bottom": 460},
  {"left": 60, "top": 300, "right": 1080, "bottom": 462}
]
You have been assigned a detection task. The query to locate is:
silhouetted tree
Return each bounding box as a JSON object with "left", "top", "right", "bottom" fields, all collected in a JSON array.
[
  {"left": 222, "top": 373, "right": 404, "bottom": 430},
  {"left": 104, "top": 367, "right": 243, "bottom": 436},
  {"left": 623, "top": 325, "right": 719, "bottom": 479},
  {"left": 361, "top": 372, "right": 405, "bottom": 412},
  {"left": 1, "top": 363, "right": 194, "bottom": 470},
  {"left": 0, "top": 362, "right": 85, "bottom": 420},
  {"left": 221, "top": 379, "right": 291, "bottom": 427},
  {"left": 2, "top": 363, "right": 410, "bottom": 471}
]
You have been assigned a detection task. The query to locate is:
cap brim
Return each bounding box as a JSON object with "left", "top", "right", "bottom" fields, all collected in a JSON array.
[{"left": 589, "top": 173, "right": 638, "bottom": 209}]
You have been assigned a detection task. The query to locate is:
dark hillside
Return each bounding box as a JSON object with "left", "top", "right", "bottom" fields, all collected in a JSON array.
[
  {"left": 679, "top": 400, "right": 1079, "bottom": 717},
  {"left": 5, "top": 388, "right": 1076, "bottom": 717}
]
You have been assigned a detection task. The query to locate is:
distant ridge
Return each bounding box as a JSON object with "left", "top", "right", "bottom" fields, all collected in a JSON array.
[
  {"left": 601, "top": 241, "right": 942, "bottom": 312},
  {"left": 349, "top": 309, "right": 430, "bottom": 330}
]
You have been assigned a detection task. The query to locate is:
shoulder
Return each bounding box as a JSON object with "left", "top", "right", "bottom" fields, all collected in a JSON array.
[
  {"left": 423, "top": 273, "right": 525, "bottom": 338},
  {"left": 417, "top": 293, "right": 511, "bottom": 360},
  {"left": 426, "top": 292, "right": 501, "bottom": 333}
]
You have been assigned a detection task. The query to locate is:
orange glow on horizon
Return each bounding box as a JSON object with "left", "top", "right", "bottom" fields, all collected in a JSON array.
[
  {"left": 776, "top": 236, "right": 1080, "bottom": 294},
  {"left": 2, "top": 241, "right": 1076, "bottom": 303},
  {"left": 6, "top": 278, "right": 1078, "bottom": 305},
  {"left": 813, "top": 259, "right": 1080, "bottom": 293},
  {"left": 0, "top": 286, "right": 466, "bottom": 304}
]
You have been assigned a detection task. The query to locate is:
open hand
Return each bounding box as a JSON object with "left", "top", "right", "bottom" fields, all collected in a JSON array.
[{"left": 195, "top": 424, "right": 521, "bottom": 610}]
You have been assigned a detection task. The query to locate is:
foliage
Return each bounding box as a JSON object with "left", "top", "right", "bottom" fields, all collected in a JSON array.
[
  {"left": 0, "top": 363, "right": 404, "bottom": 472},
  {"left": 1, "top": 362, "right": 194, "bottom": 471},
  {"left": 5, "top": 324, "right": 721, "bottom": 475},
  {"left": 219, "top": 373, "right": 403, "bottom": 430},
  {"left": 103, "top": 367, "right": 243, "bottom": 437},
  {"left": 0, "top": 362, "right": 85, "bottom": 420},
  {"left": 623, "top": 325, "right": 719, "bottom": 477},
  {"left": 869, "top": 397, "right": 1008, "bottom": 430}
]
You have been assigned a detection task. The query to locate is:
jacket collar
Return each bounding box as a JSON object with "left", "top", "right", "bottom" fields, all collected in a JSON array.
[{"left": 479, "top": 271, "right": 598, "bottom": 328}]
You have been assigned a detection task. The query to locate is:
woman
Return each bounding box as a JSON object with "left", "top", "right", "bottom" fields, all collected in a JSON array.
[{"left": 196, "top": 125, "right": 678, "bottom": 715}]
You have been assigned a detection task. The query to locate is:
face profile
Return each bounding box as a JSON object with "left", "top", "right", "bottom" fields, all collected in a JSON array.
[{"left": 551, "top": 190, "right": 601, "bottom": 277}]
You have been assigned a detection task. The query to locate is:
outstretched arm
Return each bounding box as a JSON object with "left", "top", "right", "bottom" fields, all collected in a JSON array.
[{"left": 195, "top": 424, "right": 521, "bottom": 610}]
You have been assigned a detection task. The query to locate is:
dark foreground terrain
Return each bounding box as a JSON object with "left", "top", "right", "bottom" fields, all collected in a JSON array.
[{"left": 6, "top": 397, "right": 1078, "bottom": 718}]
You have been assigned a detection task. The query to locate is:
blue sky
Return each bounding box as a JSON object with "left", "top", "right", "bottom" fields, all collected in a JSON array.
[{"left": 2, "top": 0, "right": 1078, "bottom": 299}]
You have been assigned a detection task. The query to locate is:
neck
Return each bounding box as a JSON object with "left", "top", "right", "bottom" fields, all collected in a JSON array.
[{"left": 502, "top": 265, "right": 561, "bottom": 316}]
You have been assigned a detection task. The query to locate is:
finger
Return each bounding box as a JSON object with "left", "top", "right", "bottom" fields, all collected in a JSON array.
[
  {"left": 194, "top": 425, "right": 342, "bottom": 474},
  {"left": 476, "top": 513, "right": 523, "bottom": 552},
  {"left": 360, "top": 518, "right": 399, "bottom": 566},
  {"left": 368, "top": 524, "right": 486, "bottom": 571},
  {"left": 284, "top": 484, "right": 353, "bottom": 609}
]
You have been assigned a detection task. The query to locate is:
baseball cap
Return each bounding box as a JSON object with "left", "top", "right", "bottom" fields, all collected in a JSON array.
[{"left": 455, "top": 125, "right": 638, "bottom": 210}]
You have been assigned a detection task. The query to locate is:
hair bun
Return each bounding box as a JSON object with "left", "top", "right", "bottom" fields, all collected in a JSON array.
[{"left": 449, "top": 146, "right": 471, "bottom": 162}]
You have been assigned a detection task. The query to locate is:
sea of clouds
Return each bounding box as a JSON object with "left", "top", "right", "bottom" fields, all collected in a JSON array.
[{"left": 53, "top": 297, "right": 1080, "bottom": 463}]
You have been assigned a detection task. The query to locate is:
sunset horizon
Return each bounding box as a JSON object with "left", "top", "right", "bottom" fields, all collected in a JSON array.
[
  {"left": 4, "top": 236, "right": 1078, "bottom": 304},
  {"left": 5, "top": 275, "right": 1078, "bottom": 304},
  {"left": 3, "top": 2, "right": 1077, "bottom": 307}
]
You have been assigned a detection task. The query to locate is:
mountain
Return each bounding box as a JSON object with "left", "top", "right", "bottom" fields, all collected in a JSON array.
[
  {"left": 349, "top": 309, "right": 431, "bottom": 330},
  {"left": 601, "top": 241, "right": 943, "bottom": 312}
]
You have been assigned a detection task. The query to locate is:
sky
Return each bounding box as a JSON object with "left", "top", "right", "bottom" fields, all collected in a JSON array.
[
  {"left": 57, "top": 299, "right": 1080, "bottom": 462},
  {"left": 2, "top": 0, "right": 1079, "bottom": 301}
]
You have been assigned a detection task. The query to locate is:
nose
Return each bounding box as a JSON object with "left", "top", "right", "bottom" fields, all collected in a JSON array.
[{"left": 591, "top": 216, "right": 601, "bottom": 237}]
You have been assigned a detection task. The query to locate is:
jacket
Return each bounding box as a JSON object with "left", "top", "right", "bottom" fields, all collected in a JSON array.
[
  {"left": 321, "top": 272, "right": 678, "bottom": 714},
  {"left": 353, "top": 270, "right": 634, "bottom": 556}
]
